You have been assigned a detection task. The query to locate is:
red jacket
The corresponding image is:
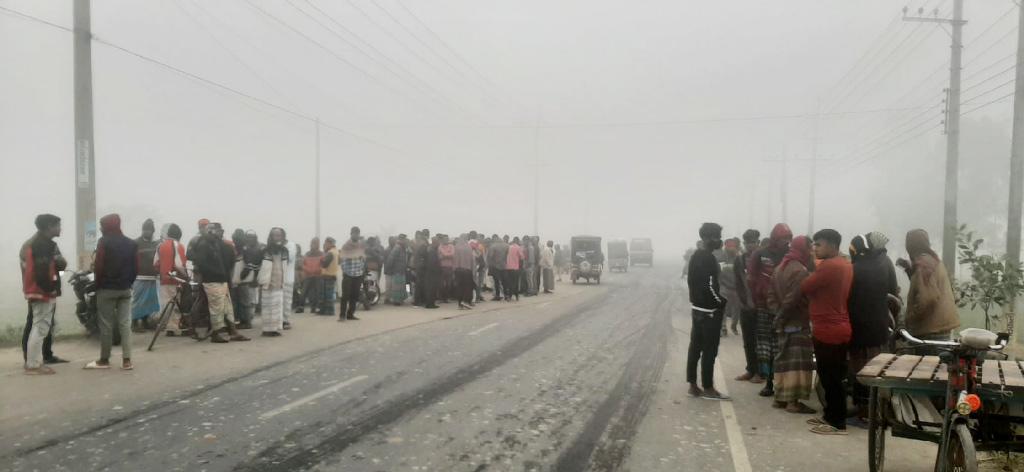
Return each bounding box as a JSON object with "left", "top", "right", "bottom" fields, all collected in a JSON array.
[
  {"left": 154, "top": 239, "right": 187, "bottom": 285},
  {"left": 801, "top": 256, "right": 853, "bottom": 345},
  {"left": 22, "top": 236, "right": 65, "bottom": 301}
]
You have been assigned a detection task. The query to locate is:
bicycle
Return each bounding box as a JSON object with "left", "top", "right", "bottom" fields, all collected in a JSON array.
[{"left": 147, "top": 273, "right": 213, "bottom": 350}]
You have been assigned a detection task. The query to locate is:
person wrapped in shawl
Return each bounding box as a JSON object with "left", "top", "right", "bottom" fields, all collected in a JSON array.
[
  {"left": 131, "top": 219, "right": 161, "bottom": 330},
  {"left": 384, "top": 234, "right": 410, "bottom": 305},
  {"left": 747, "top": 223, "right": 793, "bottom": 397},
  {"left": 766, "top": 235, "right": 816, "bottom": 414},
  {"left": 258, "top": 227, "right": 293, "bottom": 336},
  {"left": 897, "top": 229, "right": 959, "bottom": 341}
]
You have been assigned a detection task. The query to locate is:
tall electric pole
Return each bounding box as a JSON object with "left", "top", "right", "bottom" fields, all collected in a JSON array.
[
  {"left": 1006, "top": 2, "right": 1024, "bottom": 339},
  {"left": 808, "top": 103, "right": 820, "bottom": 235},
  {"left": 74, "top": 0, "right": 97, "bottom": 270},
  {"left": 315, "top": 117, "right": 321, "bottom": 240},
  {"left": 533, "top": 119, "right": 540, "bottom": 236},
  {"left": 904, "top": 2, "right": 965, "bottom": 277},
  {"left": 780, "top": 153, "right": 788, "bottom": 223}
]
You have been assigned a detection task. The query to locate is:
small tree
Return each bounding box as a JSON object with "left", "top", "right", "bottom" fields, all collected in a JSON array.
[{"left": 955, "top": 225, "right": 1024, "bottom": 333}]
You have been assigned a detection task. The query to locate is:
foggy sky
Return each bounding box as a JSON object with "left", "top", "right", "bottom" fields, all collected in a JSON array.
[{"left": 1, "top": 0, "right": 1020, "bottom": 311}]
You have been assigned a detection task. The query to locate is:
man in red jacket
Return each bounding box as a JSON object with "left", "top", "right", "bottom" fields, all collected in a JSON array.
[
  {"left": 801, "top": 229, "right": 853, "bottom": 436},
  {"left": 22, "top": 214, "right": 67, "bottom": 375}
]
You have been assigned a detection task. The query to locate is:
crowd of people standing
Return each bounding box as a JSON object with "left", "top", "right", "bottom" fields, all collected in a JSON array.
[
  {"left": 19, "top": 213, "right": 571, "bottom": 375},
  {"left": 685, "top": 221, "right": 961, "bottom": 436}
]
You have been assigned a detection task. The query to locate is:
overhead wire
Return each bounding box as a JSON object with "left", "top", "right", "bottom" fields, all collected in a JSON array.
[
  {"left": 0, "top": 4, "right": 404, "bottom": 153},
  {"left": 170, "top": 0, "right": 301, "bottom": 111},
  {"left": 282, "top": 0, "right": 480, "bottom": 121},
  {"left": 241, "top": 0, "right": 461, "bottom": 121}
]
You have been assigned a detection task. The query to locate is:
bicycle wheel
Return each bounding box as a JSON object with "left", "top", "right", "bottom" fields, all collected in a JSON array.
[
  {"left": 868, "top": 387, "right": 886, "bottom": 472},
  {"left": 147, "top": 301, "right": 176, "bottom": 351},
  {"left": 939, "top": 423, "right": 977, "bottom": 472}
]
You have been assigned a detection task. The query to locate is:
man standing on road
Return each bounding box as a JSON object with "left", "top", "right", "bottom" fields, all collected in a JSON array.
[
  {"left": 686, "top": 222, "right": 729, "bottom": 400},
  {"left": 191, "top": 223, "right": 250, "bottom": 344},
  {"left": 22, "top": 214, "right": 68, "bottom": 375},
  {"left": 320, "top": 237, "right": 340, "bottom": 317},
  {"left": 131, "top": 219, "right": 160, "bottom": 332},
  {"left": 258, "top": 227, "right": 293, "bottom": 336},
  {"left": 85, "top": 214, "right": 138, "bottom": 371},
  {"left": 298, "top": 238, "right": 324, "bottom": 314},
  {"left": 154, "top": 223, "right": 187, "bottom": 336},
  {"left": 748, "top": 223, "right": 792, "bottom": 397},
  {"left": 339, "top": 227, "right": 367, "bottom": 320},
  {"left": 541, "top": 240, "right": 556, "bottom": 294},
  {"left": 423, "top": 234, "right": 442, "bottom": 309},
  {"left": 847, "top": 232, "right": 900, "bottom": 425},
  {"left": 802, "top": 229, "right": 853, "bottom": 436},
  {"left": 487, "top": 234, "right": 508, "bottom": 301},
  {"left": 733, "top": 229, "right": 762, "bottom": 383}
]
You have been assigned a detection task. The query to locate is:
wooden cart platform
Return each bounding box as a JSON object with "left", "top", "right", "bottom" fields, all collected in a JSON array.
[{"left": 856, "top": 354, "right": 1024, "bottom": 396}]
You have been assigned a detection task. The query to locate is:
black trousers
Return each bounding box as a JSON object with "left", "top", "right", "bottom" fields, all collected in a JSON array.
[
  {"left": 739, "top": 308, "right": 759, "bottom": 375},
  {"left": 455, "top": 269, "right": 475, "bottom": 304},
  {"left": 814, "top": 339, "right": 849, "bottom": 430},
  {"left": 504, "top": 269, "right": 520, "bottom": 299},
  {"left": 413, "top": 269, "right": 425, "bottom": 305},
  {"left": 491, "top": 270, "right": 504, "bottom": 299},
  {"left": 422, "top": 271, "right": 439, "bottom": 307},
  {"left": 686, "top": 309, "right": 724, "bottom": 388},
  {"left": 340, "top": 275, "right": 364, "bottom": 318},
  {"left": 22, "top": 307, "right": 54, "bottom": 362}
]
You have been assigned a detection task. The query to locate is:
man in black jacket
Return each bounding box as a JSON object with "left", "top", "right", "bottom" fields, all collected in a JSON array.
[
  {"left": 686, "top": 222, "right": 729, "bottom": 400},
  {"left": 192, "top": 223, "right": 250, "bottom": 343},
  {"left": 848, "top": 233, "right": 900, "bottom": 423}
]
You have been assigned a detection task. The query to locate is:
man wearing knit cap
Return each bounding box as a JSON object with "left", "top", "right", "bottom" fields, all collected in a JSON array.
[
  {"left": 686, "top": 222, "right": 729, "bottom": 400},
  {"left": 733, "top": 229, "right": 764, "bottom": 383},
  {"left": 131, "top": 219, "right": 161, "bottom": 332}
]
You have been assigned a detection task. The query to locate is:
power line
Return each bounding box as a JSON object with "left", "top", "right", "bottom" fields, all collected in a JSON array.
[
  {"left": 393, "top": 0, "right": 503, "bottom": 94},
  {"left": 962, "top": 90, "right": 1015, "bottom": 115},
  {"left": 840, "top": 122, "right": 943, "bottom": 172},
  {"left": 241, "top": 0, "right": 451, "bottom": 120},
  {"left": 283, "top": 0, "right": 478, "bottom": 120},
  {"left": 0, "top": 4, "right": 404, "bottom": 153},
  {"left": 961, "top": 77, "right": 1015, "bottom": 105},
  {"left": 827, "top": 21, "right": 937, "bottom": 113},
  {"left": 367, "top": 0, "right": 475, "bottom": 85},
  {"left": 170, "top": 0, "right": 301, "bottom": 112}
]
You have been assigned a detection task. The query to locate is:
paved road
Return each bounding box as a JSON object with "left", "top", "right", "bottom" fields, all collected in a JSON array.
[{"left": 4, "top": 267, "right": 939, "bottom": 471}]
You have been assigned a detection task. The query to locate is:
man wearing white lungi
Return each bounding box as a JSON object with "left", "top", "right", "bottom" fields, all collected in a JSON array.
[{"left": 259, "top": 227, "right": 293, "bottom": 337}]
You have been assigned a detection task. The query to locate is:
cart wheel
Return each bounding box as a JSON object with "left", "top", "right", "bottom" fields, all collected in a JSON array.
[
  {"left": 941, "top": 424, "right": 977, "bottom": 472},
  {"left": 868, "top": 387, "right": 886, "bottom": 472}
]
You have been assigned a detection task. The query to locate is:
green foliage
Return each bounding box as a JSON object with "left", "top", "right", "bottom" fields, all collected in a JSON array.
[{"left": 955, "top": 225, "right": 1024, "bottom": 332}]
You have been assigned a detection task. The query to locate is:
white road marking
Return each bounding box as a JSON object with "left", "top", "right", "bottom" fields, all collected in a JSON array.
[
  {"left": 260, "top": 375, "right": 368, "bottom": 419},
  {"left": 714, "top": 360, "right": 753, "bottom": 472},
  {"left": 467, "top": 323, "right": 499, "bottom": 336}
]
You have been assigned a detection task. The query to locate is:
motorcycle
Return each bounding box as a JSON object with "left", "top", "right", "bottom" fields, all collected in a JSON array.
[
  {"left": 67, "top": 270, "right": 120, "bottom": 345},
  {"left": 361, "top": 270, "right": 381, "bottom": 309}
]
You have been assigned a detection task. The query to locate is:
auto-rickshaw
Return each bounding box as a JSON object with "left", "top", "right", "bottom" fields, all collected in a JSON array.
[
  {"left": 570, "top": 235, "right": 604, "bottom": 284},
  {"left": 607, "top": 239, "right": 629, "bottom": 272}
]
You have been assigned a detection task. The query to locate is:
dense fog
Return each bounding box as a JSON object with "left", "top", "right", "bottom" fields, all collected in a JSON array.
[{"left": 1, "top": 0, "right": 1020, "bottom": 328}]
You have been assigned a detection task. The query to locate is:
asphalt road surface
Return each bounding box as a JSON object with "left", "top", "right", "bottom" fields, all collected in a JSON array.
[{"left": 4, "top": 267, "right": 938, "bottom": 471}]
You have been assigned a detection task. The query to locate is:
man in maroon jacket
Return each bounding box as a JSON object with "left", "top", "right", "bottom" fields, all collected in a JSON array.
[{"left": 85, "top": 214, "right": 138, "bottom": 371}]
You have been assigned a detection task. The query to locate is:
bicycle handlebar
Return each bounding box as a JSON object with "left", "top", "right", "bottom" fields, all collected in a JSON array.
[{"left": 899, "top": 329, "right": 1007, "bottom": 352}]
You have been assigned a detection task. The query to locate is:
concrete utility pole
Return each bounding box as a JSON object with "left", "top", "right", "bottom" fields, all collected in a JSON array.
[
  {"left": 1006, "top": 2, "right": 1024, "bottom": 340},
  {"left": 73, "top": 0, "right": 97, "bottom": 270},
  {"left": 780, "top": 154, "right": 788, "bottom": 223},
  {"left": 808, "top": 103, "right": 820, "bottom": 235},
  {"left": 315, "top": 117, "right": 321, "bottom": 240},
  {"left": 533, "top": 120, "right": 540, "bottom": 236},
  {"left": 904, "top": 2, "right": 965, "bottom": 277}
]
